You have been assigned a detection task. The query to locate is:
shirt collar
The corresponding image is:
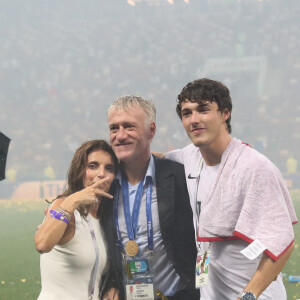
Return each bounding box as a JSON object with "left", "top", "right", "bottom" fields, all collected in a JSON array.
[{"left": 116, "top": 154, "right": 155, "bottom": 186}]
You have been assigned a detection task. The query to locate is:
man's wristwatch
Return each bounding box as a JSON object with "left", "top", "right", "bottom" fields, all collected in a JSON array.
[{"left": 238, "top": 291, "right": 257, "bottom": 300}]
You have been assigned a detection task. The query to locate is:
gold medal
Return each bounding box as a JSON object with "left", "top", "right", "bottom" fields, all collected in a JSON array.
[{"left": 125, "top": 240, "right": 139, "bottom": 257}]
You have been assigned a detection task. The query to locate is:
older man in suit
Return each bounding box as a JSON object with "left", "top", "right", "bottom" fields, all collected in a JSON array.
[{"left": 102, "top": 96, "right": 199, "bottom": 300}]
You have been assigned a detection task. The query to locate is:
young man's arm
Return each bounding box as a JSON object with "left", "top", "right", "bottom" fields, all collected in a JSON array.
[
  {"left": 153, "top": 148, "right": 185, "bottom": 163},
  {"left": 238, "top": 244, "right": 294, "bottom": 299}
]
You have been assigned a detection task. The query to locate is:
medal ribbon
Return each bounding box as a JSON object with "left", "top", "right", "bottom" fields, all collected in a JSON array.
[
  {"left": 114, "top": 174, "right": 154, "bottom": 252},
  {"left": 122, "top": 174, "right": 145, "bottom": 241}
]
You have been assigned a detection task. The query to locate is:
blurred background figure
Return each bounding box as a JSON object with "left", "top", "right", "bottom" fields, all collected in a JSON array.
[{"left": 286, "top": 157, "right": 298, "bottom": 175}]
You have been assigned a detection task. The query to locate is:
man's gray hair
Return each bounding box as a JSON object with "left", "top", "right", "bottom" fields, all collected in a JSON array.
[{"left": 107, "top": 95, "right": 156, "bottom": 125}]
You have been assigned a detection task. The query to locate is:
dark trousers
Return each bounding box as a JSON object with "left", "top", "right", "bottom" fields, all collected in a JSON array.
[{"left": 167, "top": 288, "right": 200, "bottom": 300}]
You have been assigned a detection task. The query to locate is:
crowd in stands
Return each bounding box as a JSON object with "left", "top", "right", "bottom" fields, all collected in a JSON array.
[{"left": 0, "top": 0, "right": 299, "bottom": 182}]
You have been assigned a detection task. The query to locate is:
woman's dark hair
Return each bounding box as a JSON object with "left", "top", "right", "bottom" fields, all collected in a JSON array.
[{"left": 59, "top": 139, "right": 118, "bottom": 218}]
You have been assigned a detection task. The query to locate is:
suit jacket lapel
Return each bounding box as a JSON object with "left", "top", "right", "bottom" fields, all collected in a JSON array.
[{"left": 154, "top": 156, "right": 175, "bottom": 255}]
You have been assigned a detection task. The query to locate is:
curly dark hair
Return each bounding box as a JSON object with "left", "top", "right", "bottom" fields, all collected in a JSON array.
[{"left": 176, "top": 78, "right": 233, "bottom": 133}]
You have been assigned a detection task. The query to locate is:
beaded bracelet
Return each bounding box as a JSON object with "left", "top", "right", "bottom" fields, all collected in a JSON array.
[
  {"left": 56, "top": 207, "right": 72, "bottom": 221},
  {"left": 59, "top": 206, "right": 72, "bottom": 216},
  {"left": 49, "top": 210, "right": 69, "bottom": 224}
]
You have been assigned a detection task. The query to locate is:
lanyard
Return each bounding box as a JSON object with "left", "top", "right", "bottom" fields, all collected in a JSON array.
[
  {"left": 114, "top": 175, "right": 154, "bottom": 252},
  {"left": 194, "top": 157, "right": 204, "bottom": 227},
  {"left": 86, "top": 216, "right": 100, "bottom": 299},
  {"left": 194, "top": 158, "right": 204, "bottom": 251},
  {"left": 122, "top": 175, "right": 145, "bottom": 241},
  {"left": 194, "top": 158, "right": 213, "bottom": 252}
]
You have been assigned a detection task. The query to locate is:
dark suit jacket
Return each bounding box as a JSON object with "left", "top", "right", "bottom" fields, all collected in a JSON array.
[{"left": 101, "top": 156, "right": 199, "bottom": 300}]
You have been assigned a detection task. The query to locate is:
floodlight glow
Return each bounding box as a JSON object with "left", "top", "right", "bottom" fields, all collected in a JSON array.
[{"left": 127, "top": 0, "right": 136, "bottom": 6}]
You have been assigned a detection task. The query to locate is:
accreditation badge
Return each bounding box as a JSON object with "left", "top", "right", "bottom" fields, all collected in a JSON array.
[
  {"left": 124, "top": 259, "right": 155, "bottom": 300},
  {"left": 195, "top": 250, "right": 210, "bottom": 288}
]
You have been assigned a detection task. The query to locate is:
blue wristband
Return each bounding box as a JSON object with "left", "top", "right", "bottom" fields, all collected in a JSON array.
[{"left": 49, "top": 210, "right": 69, "bottom": 224}]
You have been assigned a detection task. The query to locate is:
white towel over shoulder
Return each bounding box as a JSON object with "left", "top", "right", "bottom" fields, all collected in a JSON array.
[{"left": 197, "top": 138, "right": 297, "bottom": 260}]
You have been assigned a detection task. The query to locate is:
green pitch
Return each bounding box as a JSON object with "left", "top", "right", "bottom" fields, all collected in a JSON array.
[
  {"left": 0, "top": 202, "right": 44, "bottom": 300},
  {"left": 0, "top": 194, "right": 299, "bottom": 300}
]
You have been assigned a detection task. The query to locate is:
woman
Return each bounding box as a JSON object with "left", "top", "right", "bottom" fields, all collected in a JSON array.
[{"left": 35, "top": 140, "right": 119, "bottom": 300}]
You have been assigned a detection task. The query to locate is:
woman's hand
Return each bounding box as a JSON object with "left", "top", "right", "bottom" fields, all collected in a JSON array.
[{"left": 63, "top": 177, "right": 113, "bottom": 210}]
